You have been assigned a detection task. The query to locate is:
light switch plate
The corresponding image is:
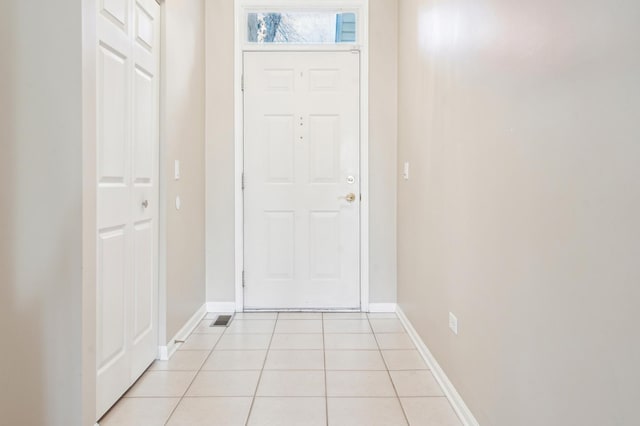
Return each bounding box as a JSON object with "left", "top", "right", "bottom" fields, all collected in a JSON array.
[
  {"left": 174, "top": 160, "right": 180, "bottom": 180},
  {"left": 449, "top": 312, "right": 458, "bottom": 335},
  {"left": 403, "top": 161, "right": 410, "bottom": 180}
]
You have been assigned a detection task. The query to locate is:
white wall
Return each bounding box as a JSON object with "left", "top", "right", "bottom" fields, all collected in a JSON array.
[
  {"left": 397, "top": 0, "right": 640, "bottom": 424},
  {"left": 205, "top": 0, "right": 399, "bottom": 306},
  {"left": 0, "top": 0, "right": 85, "bottom": 424}
]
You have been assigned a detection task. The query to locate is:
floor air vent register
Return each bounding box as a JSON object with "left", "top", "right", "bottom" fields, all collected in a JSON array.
[{"left": 211, "top": 314, "right": 233, "bottom": 327}]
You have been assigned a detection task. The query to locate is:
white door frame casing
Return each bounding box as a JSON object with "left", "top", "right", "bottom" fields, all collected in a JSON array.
[{"left": 233, "top": 0, "right": 370, "bottom": 311}]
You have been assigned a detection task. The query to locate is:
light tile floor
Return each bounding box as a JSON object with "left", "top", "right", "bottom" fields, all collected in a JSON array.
[{"left": 99, "top": 312, "right": 462, "bottom": 426}]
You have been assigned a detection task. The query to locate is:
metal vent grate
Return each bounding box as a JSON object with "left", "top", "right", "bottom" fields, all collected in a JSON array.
[{"left": 211, "top": 315, "right": 233, "bottom": 327}]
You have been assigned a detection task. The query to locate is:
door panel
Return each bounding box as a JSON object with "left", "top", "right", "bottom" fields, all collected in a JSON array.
[
  {"left": 132, "top": 220, "right": 153, "bottom": 342},
  {"left": 103, "top": 0, "right": 128, "bottom": 29},
  {"left": 96, "top": 0, "right": 132, "bottom": 414},
  {"left": 96, "top": 0, "right": 159, "bottom": 419},
  {"left": 309, "top": 211, "right": 341, "bottom": 279},
  {"left": 133, "top": 67, "right": 154, "bottom": 182},
  {"left": 265, "top": 115, "right": 295, "bottom": 182},
  {"left": 96, "top": 228, "right": 127, "bottom": 371},
  {"left": 244, "top": 51, "right": 360, "bottom": 309},
  {"left": 130, "top": 0, "right": 159, "bottom": 382},
  {"left": 265, "top": 211, "right": 295, "bottom": 279},
  {"left": 135, "top": 2, "right": 155, "bottom": 49},
  {"left": 97, "top": 45, "right": 128, "bottom": 183},
  {"left": 96, "top": 228, "right": 129, "bottom": 414},
  {"left": 309, "top": 115, "right": 340, "bottom": 182}
]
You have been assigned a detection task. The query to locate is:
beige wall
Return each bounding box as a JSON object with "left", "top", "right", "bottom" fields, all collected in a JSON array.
[
  {"left": 205, "top": 0, "right": 399, "bottom": 305},
  {"left": 369, "top": 0, "right": 398, "bottom": 302},
  {"left": 205, "top": 0, "right": 236, "bottom": 302},
  {"left": 397, "top": 0, "right": 640, "bottom": 424},
  {"left": 0, "top": 0, "right": 85, "bottom": 424},
  {"left": 161, "top": 0, "right": 207, "bottom": 340}
]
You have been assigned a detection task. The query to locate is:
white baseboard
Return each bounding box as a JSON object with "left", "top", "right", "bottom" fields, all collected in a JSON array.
[
  {"left": 204, "top": 301, "right": 398, "bottom": 314},
  {"left": 396, "top": 306, "right": 480, "bottom": 426},
  {"left": 157, "top": 303, "right": 207, "bottom": 361},
  {"left": 368, "top": 302, "right": 397, "bottom": 313},
  {"left": 206, "top": 301, "right": 237, "bottom": 313}
]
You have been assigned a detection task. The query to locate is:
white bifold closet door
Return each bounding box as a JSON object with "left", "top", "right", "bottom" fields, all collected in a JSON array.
[{"left": 95, "top": 0, "right": 160, "bottom": 418}]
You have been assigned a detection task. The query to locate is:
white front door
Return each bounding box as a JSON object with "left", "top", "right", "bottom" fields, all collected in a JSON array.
[
  {"left": 95, "top": 0, "right": 160, "bottom": 418},
  {"left": 243, "top": 51, "right": 360, "bottom": 309}
]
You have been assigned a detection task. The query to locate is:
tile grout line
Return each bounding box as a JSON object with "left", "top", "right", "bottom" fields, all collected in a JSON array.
[
  {"left": 125, "top": 394, "right": 439, "bottom": 399},
  {"left": 322, "top": 313, "right": 329, "bottom": 426},
  {"left": 367, "top": 313, "right": 411, "bottom": 426},
  {"left": 244, "top": 312, "right": 278, "bottom": 426},
  {"left": 163, "top": 318, "right": 229, "bottom": 425}
]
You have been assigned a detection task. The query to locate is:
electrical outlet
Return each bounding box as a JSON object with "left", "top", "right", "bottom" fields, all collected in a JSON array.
[{"left": 449, "top": 312, "right": 458, "bottom": 335}]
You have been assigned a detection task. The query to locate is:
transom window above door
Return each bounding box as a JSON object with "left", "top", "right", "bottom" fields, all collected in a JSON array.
[{"left": 246, "top": 11, "right": 357, "bottom": 44}]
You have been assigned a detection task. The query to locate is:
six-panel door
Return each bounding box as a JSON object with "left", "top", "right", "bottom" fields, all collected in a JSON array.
[
  {"left": 96, "top": 0, "right": 159, "bottom": 418},
  {"left": 243, "top": 51, "right": 361, "bottom": 309}
]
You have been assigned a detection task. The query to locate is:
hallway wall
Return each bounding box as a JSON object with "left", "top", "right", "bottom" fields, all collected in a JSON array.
[
  {"left": 396, "top": 0, "right": 640, "bottom": 425},
  {"left": 204, "top": 0, "right": 236, "bottom": 303},
  {"left": 205, "top": 0, "right": 399, "bottom": 306},
  {"left": 0, "top": 0, "right": 85, "bottom": 424},
  {"left": 369, "top": 0, "right": 398, "bottom": 303},
  {"left": 161, "top": 0, "right": 207, "bottom": 341}
]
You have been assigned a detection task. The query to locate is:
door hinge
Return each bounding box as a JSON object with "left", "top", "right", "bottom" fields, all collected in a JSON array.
[
  {"left": 242, "top": 270, "right": 246, "bottom": 287},
  {"left": 241, "top": 172, "right": 245, "bottom": 190},
  {"left": 241, "top": 74, "right": 244, "bottom": 91}
]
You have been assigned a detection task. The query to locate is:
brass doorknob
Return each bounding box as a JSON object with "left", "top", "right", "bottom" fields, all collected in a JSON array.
[{"left": 345, "top": 193, "right": 356, "bottom": 203}]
